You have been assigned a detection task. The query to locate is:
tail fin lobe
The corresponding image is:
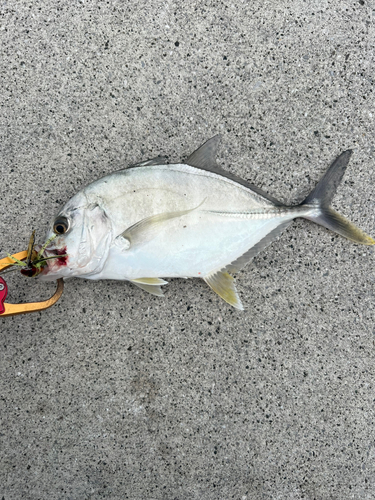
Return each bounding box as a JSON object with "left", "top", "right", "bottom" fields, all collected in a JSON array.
[
  {"left": 305, "top": 207, "right": 374, "bottom": 245},
  {"left": 301, "top": 150, "right": 374, "bottom": 245}
]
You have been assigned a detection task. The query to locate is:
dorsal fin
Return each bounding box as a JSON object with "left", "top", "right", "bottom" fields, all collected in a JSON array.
[
  {"left": 186, "top": 135, "right": 221, "bottom": 169},
  {"left": 186, "top": 136, "right": 282, "bottom": 206},
  {"left": 128, "top": 156, "right": 168, "bottom": 169},
  {"left": 125, "top": 137, "right": 282, "bottom": 206}
]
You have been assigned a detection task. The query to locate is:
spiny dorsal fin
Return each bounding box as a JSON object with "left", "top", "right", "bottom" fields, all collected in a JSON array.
[
  {"left": 204, "top": 270, "right": 244, "bottom": 310},
  {"left": 119, "top": 199, "right": 206, "bottom": 247},
  {"left": 130, "top": 280, "right": 166, "bottom": 297},
  {"left": 185, "top": 136, "right": 282, "bottom": 206},
  {"left": 128, "top": 156, "right": 168, "bottom": 169}
]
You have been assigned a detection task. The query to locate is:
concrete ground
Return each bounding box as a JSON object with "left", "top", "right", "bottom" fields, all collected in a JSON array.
[{"left": 1, "top": 1, "right": 375, "bottom": 498}]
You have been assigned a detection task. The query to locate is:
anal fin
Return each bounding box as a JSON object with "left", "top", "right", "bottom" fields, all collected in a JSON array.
[
  {"left": 225, "top": 220, "right": 292, "bottom": 273},
  {"left": 204, "top": 271, "right": 244, "bottom": 310}
]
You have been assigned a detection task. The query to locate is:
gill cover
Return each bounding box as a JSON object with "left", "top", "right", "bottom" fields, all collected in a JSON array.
[{"left": 40, "top": 202, "right": 113, "bottom": 280}]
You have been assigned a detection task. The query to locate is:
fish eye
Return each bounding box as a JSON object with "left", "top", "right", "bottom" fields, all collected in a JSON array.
[{"left": 53, "top": 216, "right": 70, "bottom": 235}]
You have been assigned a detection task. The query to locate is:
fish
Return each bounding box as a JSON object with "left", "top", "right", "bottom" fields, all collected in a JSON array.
[{"left": 37, "top": 136, "right": 374, "bottom": 310}]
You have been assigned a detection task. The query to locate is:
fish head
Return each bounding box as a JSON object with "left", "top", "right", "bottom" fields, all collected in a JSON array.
[{"left": 38, "top": 194, "right": 113, "bottom": 281}]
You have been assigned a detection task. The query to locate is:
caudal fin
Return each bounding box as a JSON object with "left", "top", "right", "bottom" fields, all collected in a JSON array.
[{"left": 301, "top": 151, "right": 375, "bottom": 245}]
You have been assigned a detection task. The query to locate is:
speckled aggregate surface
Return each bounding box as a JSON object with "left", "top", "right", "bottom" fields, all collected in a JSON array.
[{"left": 1, "top": 1, "right": 375, "bottom": 499}]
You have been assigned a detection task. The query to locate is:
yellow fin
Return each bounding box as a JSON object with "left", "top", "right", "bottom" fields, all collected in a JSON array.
[
  {"left": 131, "top": 277, "right": 168, "bottom": 285},
  {"left": 308, "top": 208, "right": 375, "bottom": 245},
  {"left": 204, "top": 271, "right": 244, "bottom": 310},
  {"left": 130, "top": 281, "right": 165, "bottom": 297}
]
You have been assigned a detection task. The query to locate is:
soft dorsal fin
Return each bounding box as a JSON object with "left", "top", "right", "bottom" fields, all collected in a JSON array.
[
  {"left": 186, "top": 136, "right": 282, "bottom": 206},
  {"left": 204, "top": 270, "right": 244, "bottom": 310},
  {"left": 128, "top": 156, "right": 168, "bottom": 169},
  {"left": 186, "top": 135, "right": 221, "bottom": 169}
]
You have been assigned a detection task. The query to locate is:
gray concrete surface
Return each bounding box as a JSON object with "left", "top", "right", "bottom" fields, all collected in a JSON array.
[{"left": 1, "top": 1, "right": 375, "bottom": 498}]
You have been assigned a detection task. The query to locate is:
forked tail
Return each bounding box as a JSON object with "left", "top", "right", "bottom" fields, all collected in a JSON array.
[{"left": 301, "top": 150, "right": 374, "bottom": 245}]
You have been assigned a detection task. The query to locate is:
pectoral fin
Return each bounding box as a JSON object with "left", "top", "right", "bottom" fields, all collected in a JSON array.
[
  {"left": 204, "top": 271, "right": 244, "bottom": 310},
  {"left": 119, "top": 200, "right": 205, "bottom": 248}
]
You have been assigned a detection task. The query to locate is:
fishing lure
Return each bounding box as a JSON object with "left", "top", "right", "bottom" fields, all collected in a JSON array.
[{"left": 0, "top": 233, "right": 64, "bottom": 316}]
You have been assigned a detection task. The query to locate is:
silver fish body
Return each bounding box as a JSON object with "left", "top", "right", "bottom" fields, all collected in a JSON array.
[{"left": 39, "top": 136, "right": 374, "bottom": 309}]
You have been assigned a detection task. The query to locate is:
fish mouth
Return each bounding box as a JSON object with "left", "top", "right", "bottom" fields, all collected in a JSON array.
[
  {"left": 34, "top": 244, "right": 69, "bottom": 274},
  {"left": 44, "top": 247, "right": 68, "bottom": 266}
]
